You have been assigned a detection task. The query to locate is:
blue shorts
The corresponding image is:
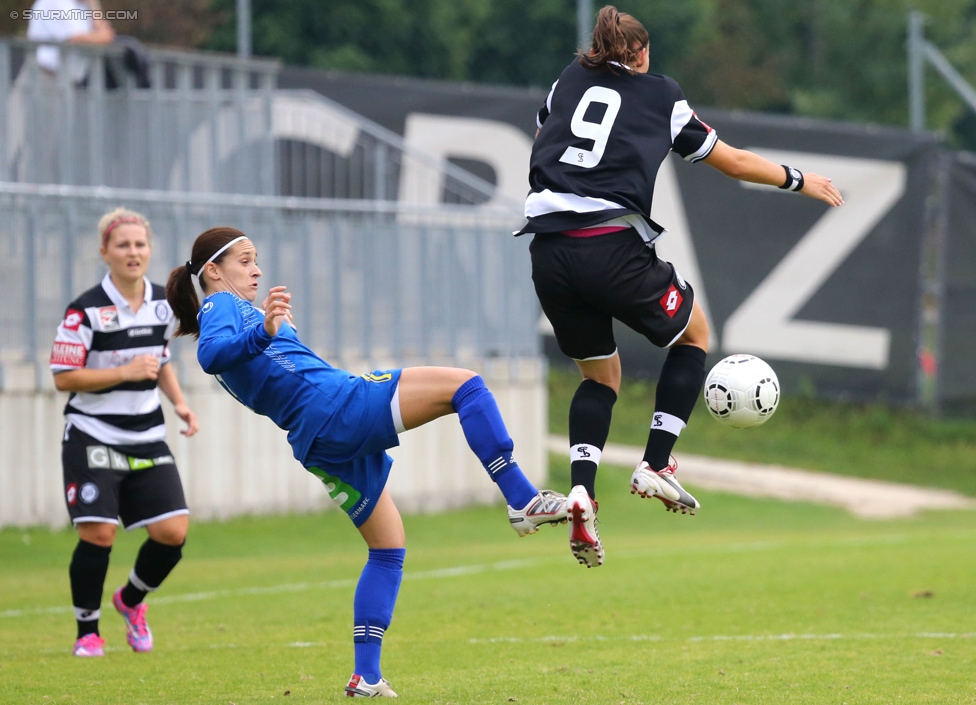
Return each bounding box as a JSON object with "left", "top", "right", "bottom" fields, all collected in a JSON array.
[{"left": 303, "top": 369, "right": 401, "bottom": 527}]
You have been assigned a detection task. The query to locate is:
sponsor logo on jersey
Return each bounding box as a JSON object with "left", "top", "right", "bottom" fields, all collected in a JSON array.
[
  {"left": 201, "top": 301, "right": 214, "bottom": 314},
  {"left": 51, "top": 341, "right": 87, "bottom": 367},
  {"left": 63, "top": 309, "right": 84, "bottom": 331},
  {"left": 66, "top": 483, "right": 78, "bottom": 506},
  {"left": 98, "top": 306, "right": 120, "bottom": 331},
  {"left": 659, "top": 284, "right": 683, "bottom": 318},
  {"left": 127, "top": 327, "right": 154, "bottom": 337},
  {"left": 79, "top": 482, "right": 99, "bottom": 504},
  {"left": 155, "top": 302, "right": 169, "bottom": 321},
  {"left": 362, "top": 372, "right": 393, "bottom": 383}
]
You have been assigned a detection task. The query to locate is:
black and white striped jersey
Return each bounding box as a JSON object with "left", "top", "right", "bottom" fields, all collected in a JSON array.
[
  {"left": 518, "top": 59, "right": 717, "bottom": 240},
  {"left": 50, "top": 273, "right": 176, "bottom": 446}
]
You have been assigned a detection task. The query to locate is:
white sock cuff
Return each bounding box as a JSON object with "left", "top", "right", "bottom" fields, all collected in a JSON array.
[
  {"left": 651, "top": 412, "right": 686, "bottom": 437},
  {"left": 570, "top": 444, "right": 602, "bottom": 465},
  {"left": 129, "top": 569, "right": 155, "bottom": 593},
  {"left": 74, "top": 607, "right": 100, "bottom": 621}
]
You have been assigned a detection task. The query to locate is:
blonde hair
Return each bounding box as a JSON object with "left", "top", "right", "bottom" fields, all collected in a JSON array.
[
  {"left": 579, "top": 5, "right": 649, "bottom": 74},
  {"left": 97, "top": 207, "right": 152, "bottom": 250}
]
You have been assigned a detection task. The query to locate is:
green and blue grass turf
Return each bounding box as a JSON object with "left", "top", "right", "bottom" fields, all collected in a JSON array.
[{"left": 2, "top": 456, "right": 975, "bottom": 703}]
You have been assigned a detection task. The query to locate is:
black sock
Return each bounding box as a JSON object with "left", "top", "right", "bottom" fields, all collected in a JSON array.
[
  {"left": 568, "top": 379, "right": 617, "bottom": 499},
  {"left": 70, "top": 540, "right": 111, "bottom": 639},
  {"left": 120, "top": 539, "right": 184, "bottom": 607},
  {"left": 644, "top": 345, "right": 707, "bottom": 470}
]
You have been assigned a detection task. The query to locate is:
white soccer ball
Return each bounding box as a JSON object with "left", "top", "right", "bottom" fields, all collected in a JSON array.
[{"left": 703, "top": 354, "right": 780, "bottom": 429}]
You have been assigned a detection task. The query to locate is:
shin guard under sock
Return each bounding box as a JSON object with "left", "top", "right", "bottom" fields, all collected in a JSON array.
[
  {"left": 120, "top": 538, "right": 184, "bottom": 607},
  {"left": 70, "top": 540, "right": 111, "bottom": 638},
  {"left": 644, "top": 345, "right": 706, "bottom": 470},
  {"left": 568, "top": 379, "right": 617, "bottom": 499},
  {"left": 452, "top": 376, "right": 536, "bottom": 508},
  {"left": 354, "top": 548, "right": 405, "bottom": 682}
]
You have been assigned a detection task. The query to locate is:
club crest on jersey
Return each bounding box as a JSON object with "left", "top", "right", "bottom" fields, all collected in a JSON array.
[
  {"left": 98, "top": 306, "right": 120, "bottom": 331},
  {"left": 155, "top": 302, "right": 169, "bottom": 321},
  {"left": 660, "top": 284, "right": 683, "bottom": 318},
  {"left": 63, "top": 309, "right": 84, "bottom": 331}
]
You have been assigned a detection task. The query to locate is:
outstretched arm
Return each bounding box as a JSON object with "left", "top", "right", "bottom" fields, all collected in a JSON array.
[{"left": 703, "top": 140, "right": 844, "bottom": 207}]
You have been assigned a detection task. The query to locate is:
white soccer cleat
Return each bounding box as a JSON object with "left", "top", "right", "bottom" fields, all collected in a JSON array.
[
  {"left": 567, "top": 485, "right": 603, "bottom": 568},
  {"left": 631, "top": 457, "right": 700, "bottom": 515},
  {"left": 508, "top": 489, "right": 568, "bottom": 537},
  {"left": 345, "top": 673, "right": 398, "bottom": 698}
]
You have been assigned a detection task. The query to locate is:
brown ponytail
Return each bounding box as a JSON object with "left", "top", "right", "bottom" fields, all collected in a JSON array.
[
  {"left": 578, "top": 5, "right": 649, "bottom": 74},
  {"left": 165, "top": 227, "right": 247, "bottom": 339}
]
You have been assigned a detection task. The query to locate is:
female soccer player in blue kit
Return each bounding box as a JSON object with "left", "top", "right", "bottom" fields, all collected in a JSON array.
[{"left": 166, "top": 226, "right": 566, "bottom": 698}]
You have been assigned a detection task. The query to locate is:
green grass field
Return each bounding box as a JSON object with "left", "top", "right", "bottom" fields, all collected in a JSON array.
[
  {"left": 2, "top": 460, "right": 975, "bottom": 703},
  {"left": 3, "top": 375, "right": 976, "bottom": 703}
]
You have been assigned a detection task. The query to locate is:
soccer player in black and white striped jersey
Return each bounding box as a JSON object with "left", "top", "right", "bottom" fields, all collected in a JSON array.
[
  {"left": 50, "top": 208, "right": 199, "bottom": 657},
  {"left": 520, "top": 5, "right": 843, "bottom": 567}
]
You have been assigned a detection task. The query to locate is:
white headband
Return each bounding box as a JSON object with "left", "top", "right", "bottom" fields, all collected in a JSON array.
[{"left": 194, "top": 236, "right": 248, "bottom": 278}]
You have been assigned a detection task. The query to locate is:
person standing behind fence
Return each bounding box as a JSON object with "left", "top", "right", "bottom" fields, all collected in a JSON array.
[
  {"left": 27, "top": 0, "right": 115, "bottom": 84},
  {"left": 50, "top": 207, "right": 198, "bottom": 657},
  {"left": 165, "top": 227, "right": 567, "bottom": 698},
  {"left": 519, "top": 5, "right": 844, "bottom": 568}
]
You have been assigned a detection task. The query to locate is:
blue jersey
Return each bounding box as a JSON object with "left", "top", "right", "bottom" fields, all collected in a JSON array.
[{"left": 196, "top": 292, "right": 399, "bottom": 465}]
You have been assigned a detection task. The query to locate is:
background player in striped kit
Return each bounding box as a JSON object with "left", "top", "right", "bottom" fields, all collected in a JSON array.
[
  {"left": 50, "top": 208, "right": 199, "bottom": 656},
  {"left": 166, "top": 227, "right": 567, "bottom": 698},
  {"left": 520, "top": 5, "right": 844, "bottom": 567}
]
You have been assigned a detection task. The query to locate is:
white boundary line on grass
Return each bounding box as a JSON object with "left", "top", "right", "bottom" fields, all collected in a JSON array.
[
  {"left": 469, "top": 632, "right": 974, "bottom": 644},
  {"left": 34, "top": 631, "right": 975, "bottom": 656},
  {"left": 0, "top": 558, "right": 548, "bottom": 619}
]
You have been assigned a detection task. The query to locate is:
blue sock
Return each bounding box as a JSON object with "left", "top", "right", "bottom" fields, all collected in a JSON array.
[
  {"left": 452, "top": 376, "right": 538, "bottom": 509},
  {"left": 353, "top": 548, "right": 405, "bottom": 683}
]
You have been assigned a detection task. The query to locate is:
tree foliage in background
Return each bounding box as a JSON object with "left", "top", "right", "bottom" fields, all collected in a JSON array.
[
  {"left": 1, "top": 0, "right": 974, "bottom": 148},
  {"left": 206, "top": 0, "right": 976, "bottom": 149}
]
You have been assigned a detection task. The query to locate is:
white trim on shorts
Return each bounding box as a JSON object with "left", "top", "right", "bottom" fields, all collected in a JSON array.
[
  {"left": 572, "top": 347, "right": 619, "bottom": 363},
  {"left": 390, "top": 382, "right": 406, "bottom": 434},
  {"left": 72, "top": 515, "right": 119, "bottom": 526},
  {"left": 664, "top": 312, "right": 693, "bottom": 348},
  {"left": 125, "top": 508, "right": 190, "bottom": 531}
]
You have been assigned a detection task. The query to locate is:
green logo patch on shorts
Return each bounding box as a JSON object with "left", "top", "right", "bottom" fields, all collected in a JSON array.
[{"left": 306, "top": 466, "right": 362, "bottom": 512}]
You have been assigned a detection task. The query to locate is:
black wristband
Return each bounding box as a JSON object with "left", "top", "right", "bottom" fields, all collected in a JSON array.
[{"left": 779, "top": 165, "right": 804, "bottom": 192}]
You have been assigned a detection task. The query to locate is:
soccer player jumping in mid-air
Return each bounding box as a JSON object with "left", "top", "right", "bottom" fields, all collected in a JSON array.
[
  {"left": 519, "top": 5, "right": 843, "bottom": 567},
  {"left": 166, "top": 227, "right": 567, "bottom": 698}
]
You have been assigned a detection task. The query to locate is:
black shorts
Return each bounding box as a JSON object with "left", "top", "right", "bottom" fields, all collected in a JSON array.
[
  {"left": 530, "top": 228, "right": 695, "bottom": 360},
  {"left": 61, "top": 426, "right": 189, "bottom": 529}
]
